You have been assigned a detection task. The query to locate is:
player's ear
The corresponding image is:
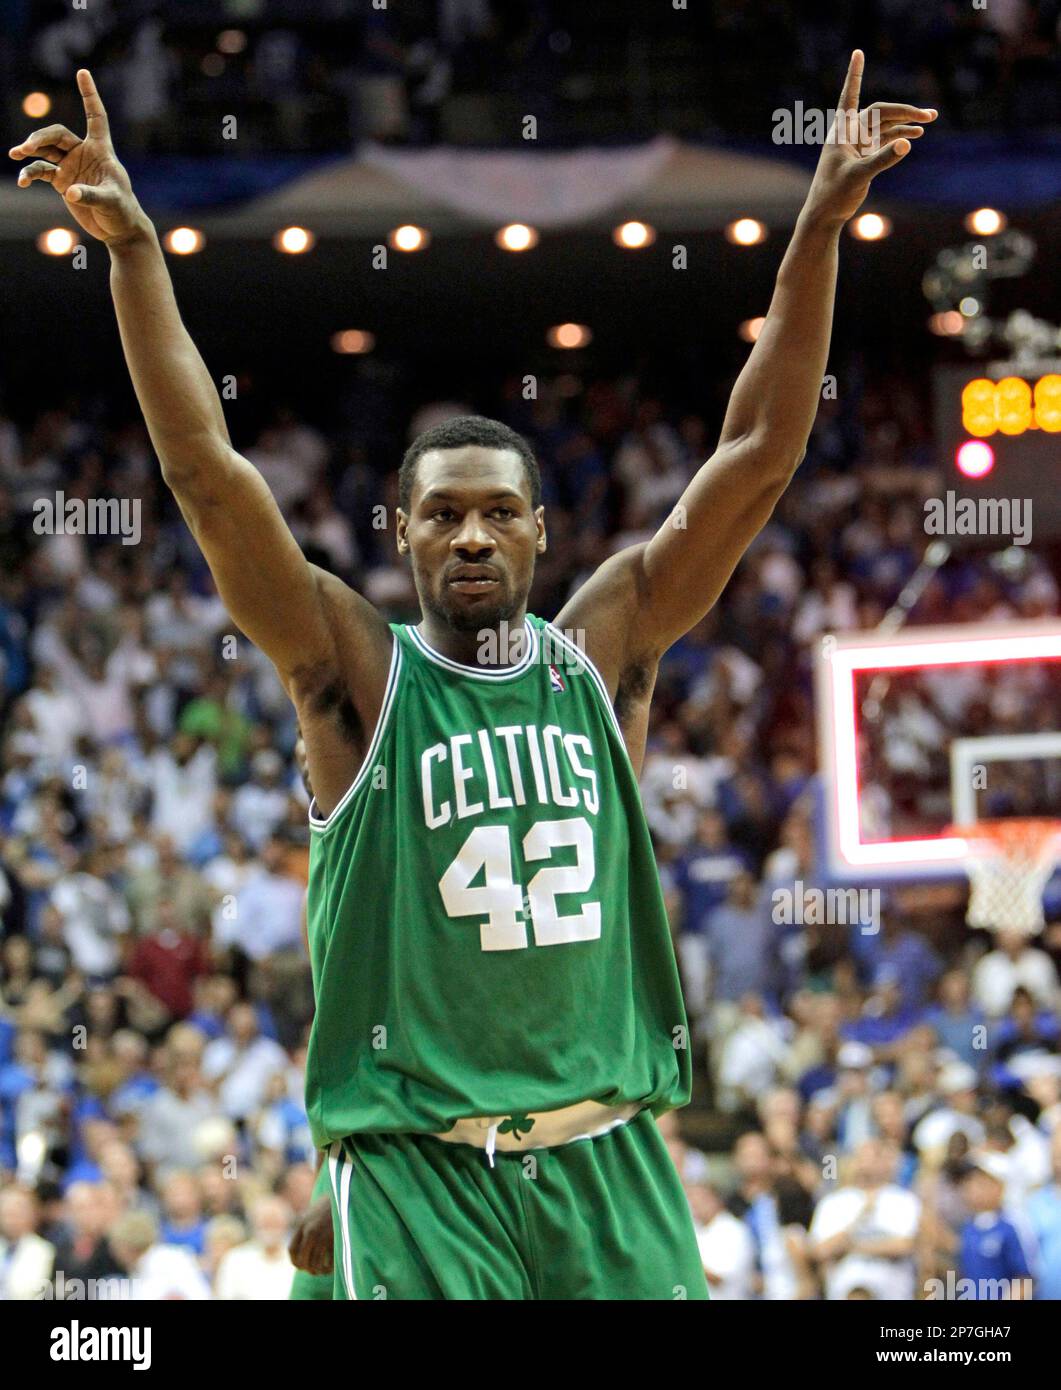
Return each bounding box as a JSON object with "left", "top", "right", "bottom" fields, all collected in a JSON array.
[
  {"left": 535, "top": 506, "right": 546, "bottom": 553},
  {"left": 395, "top": 508, "right": 409, "bottom": 554}
]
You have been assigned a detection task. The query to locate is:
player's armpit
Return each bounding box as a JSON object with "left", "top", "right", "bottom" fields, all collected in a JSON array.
[{"left": 554, "top": 542, "right": 650, "bottom": 700}]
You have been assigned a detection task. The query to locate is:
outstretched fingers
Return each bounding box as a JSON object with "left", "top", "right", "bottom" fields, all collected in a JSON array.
[
  {"left": 8, "top": 124, "right": 81, "bottom": 162},
  {"left": 858, "top": 137, "right": 911, "bottom": 177},
  {"left": 865, "top": 102, "right": 938, "bottom": 123},
  {"left": 77, "top": 68, "right": 111, "bottom": 143},
  {"left": 16, "top": 159, "right": 60, "bottom": 188},
  {"left": 838, "top": 49, "right": 865, "bottom": 113}
]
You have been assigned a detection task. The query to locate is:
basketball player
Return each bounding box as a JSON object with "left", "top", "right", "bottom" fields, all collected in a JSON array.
[{"left": 12, "top": 58, "right": 934, "bottom": 1299}]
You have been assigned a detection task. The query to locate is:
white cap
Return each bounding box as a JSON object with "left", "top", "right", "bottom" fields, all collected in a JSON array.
[
  {"left": 967, "top": 1150, "right": 1009, "bottom": 1183},
  {"left": 938, "top": 1061, "right": 978, "bottom": 1096},
  {"left": 838, "top": 1041, "right": 874, "bottom": 1070}
]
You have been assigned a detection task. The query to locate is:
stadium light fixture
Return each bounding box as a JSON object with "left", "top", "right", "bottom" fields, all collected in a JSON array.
[
  {"left": 850, "top": 213, "right": 891, "bottom": 241},
  {"left": 496, "top": 224, "right": 539, "bottom": 252},
  {"left": 546, "top": 323, "right": 591, "bottom": 349},
  {"left": 163, "top": 227, "right": 206, "bottom": 256},
  {"left": 725, "top": 218, "right": 767, "bottom": 246},
  {"left": 965, "top": 208, "right": 1006, "bottom": 236},
  {"left": 22, "top": 92, "right": 51, "bottom": 119},
  {"left": 388, "top": 224, "right": 429, "bottom": 252},
  {"left": 37, "top": 227, "right": 78, "bottom": 256},
  {"left": 613, "top": 221, "right": 656, "bottom": 249},
  {"left": 331, "top": 330, "right": 375, "bottom": 355},
  {"left": 274, "top": 226, "right": 315, "bottom": 254}
]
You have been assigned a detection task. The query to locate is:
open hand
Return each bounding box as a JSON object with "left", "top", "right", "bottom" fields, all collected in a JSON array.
[
  {"left": 805, "top": 50, "right": 936, "bottom": 227},
  {"left": 9, "top": 69, "right": 146, "bottom": 245}
]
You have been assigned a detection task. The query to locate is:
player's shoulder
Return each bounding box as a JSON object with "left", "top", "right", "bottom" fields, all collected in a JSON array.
[{"left": 553, "top": 543, "right": 652, "bottom": 695}]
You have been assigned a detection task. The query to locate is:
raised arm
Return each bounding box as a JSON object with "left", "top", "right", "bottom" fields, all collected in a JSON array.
[
  {"left": 11, "top": 71, "right": 392, "bottom": 810},
  {"left": 562, "top": 53, "right": 936, "bottom": 685}
]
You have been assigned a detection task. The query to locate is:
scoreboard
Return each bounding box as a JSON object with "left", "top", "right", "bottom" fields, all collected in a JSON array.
[
  {"left": 932, "top": 362, "right": 1061, "bottom": 542},
  {"left": 960, "top": 373, "right": 1061, "bottom": 437}
]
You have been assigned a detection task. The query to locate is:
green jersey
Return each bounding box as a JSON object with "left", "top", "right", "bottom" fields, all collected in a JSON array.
[{"left": 304, "top": 614, "right": 689, "bottom": 1146}]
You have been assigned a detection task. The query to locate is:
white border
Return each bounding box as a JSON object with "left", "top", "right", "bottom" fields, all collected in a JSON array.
[
  {"left": 951, "top": 732, "right": 1061, "bottom": 826},
  {"left": 308, "top": 638, "right": 403, "bottom": 832},
  {"left": 405, "top": 617, "right": 538, "bottom": 679}
]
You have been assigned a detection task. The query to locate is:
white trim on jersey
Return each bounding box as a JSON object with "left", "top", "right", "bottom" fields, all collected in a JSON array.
[
  {"left": 404, "top": 617, "right": 539, "bottom": 680},
  {"left": 308, "top": 637, "right": 403, "bottom": 833},
  {"left": 542, "top": 621, "right": 626, "bottom": 745}
]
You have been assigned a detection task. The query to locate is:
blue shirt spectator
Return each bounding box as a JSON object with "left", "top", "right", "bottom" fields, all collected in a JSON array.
[
  {"left": 1026, "top": 1138, "right": 1061, "bottom": 1301},
  {"left": 705, "top": 873, "right": 778, "bottom": 1003},
  {"left": 674, "top": 812, "right": 753, "bottom": 936},
  {"left": 958, "top": 1158, "right": 1033, "bottom": 1299},
  {"left": 926, "top": 968, "right": 987, "bottom": 1071}
]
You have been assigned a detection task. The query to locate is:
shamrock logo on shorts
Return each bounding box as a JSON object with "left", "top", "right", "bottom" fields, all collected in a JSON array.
[{"left": 498, "top": 1112, "right": 535, "bottom": 1141}]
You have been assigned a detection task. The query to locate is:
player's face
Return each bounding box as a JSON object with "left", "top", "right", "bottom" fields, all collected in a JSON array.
[{"left": 398, "top": 447, "right": 546, "bottom": 634}]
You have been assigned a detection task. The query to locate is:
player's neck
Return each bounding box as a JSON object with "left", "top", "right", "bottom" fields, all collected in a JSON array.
[{"left": 415, "top": 611, "right": 530, "bottom": 668}]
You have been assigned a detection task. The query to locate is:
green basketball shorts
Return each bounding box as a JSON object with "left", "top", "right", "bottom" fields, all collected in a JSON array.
[{"left": 326, "top": 1107, "right": 708, "bottom": 1300}]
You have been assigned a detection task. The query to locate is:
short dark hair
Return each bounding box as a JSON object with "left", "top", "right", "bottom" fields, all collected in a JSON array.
[{"left": 399, "top": 414, "right": 541, "bottom": 512}]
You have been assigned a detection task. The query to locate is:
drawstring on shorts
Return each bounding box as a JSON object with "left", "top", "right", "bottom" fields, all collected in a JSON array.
[{"left": 485, "top": 1121, "right": 499, "bottom": 1169}]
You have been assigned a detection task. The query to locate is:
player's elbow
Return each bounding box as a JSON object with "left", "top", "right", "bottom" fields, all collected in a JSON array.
[
  {"left": 158, "top": 433, "right": 233, "bottom": 501},
  {"left": 748, "top": 432, "right": 807, "bottom": 486}
]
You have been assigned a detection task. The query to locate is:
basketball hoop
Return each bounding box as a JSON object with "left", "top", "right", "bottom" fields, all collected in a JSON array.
[{"left": 948, "top": 819, "right": 1061, "bottom": 935}]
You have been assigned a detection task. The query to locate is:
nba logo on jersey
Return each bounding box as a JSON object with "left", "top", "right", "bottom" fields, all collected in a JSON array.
[{"left": 549, "top": 665, "right": 566, "bottom": 694}]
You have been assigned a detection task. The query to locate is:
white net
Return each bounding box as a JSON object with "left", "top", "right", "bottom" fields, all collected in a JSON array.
[{"left": 955, "top": 820, "right": 1061, "bottom": 935}]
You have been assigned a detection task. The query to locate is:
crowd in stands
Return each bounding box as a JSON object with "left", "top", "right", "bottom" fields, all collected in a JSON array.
[
  {"left": 6, "top": 0, "right": 1060, "bottom": 152},
  {"left": 0, "top": 357, "right": 1059, "bottom": 1298}
]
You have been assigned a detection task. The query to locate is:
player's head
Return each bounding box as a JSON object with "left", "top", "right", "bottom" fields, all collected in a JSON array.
[{"left": 396, "top": 415, "right": 546, "bottom": 634}]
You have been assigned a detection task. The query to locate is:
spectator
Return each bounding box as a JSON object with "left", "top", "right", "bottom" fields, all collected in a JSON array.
[
  {"left": 673, "top": 811, "right": 754, "bottom": 1020},
  {"left": 202, "top": 1003, "right": 289, "bottom": 1124},
  {"left": 126, "top": 899, "right": 211, "bottom": 1021},
  {"left": 972, "top": 929, "right": 1059, "bottom": 1018},
  {"left": 956, "top": 1154, "right": 1033, "bottom": 1299},
  {"left": 688, "top": 1180, "right": 756, "bottom": 1300},
  {"left": 913, "top": 1062, "right": 987, "bottom": 1160},
  {"left": 136, "top": 1033, "right": 217, "bottom": 1180},
  {"left": 109, "top": 1209, "right": 210, "bottom": 1300},
  {"left": 223, "top": 838, "right": 305, "bottom": 964},
  {"left": 231, "top": 752, "right": 289, "bottom": 852},
  {"left": 1026, "top": 1128, "right": 1061, "bottom": 1300},
  {"left": 927, "top": 969, "right": 987, "bottom": 1071},
  {"left": 0, "top": 1186, "right": 55, "bottom": 1298},
  {"left": 49, "top": 1183, "right": 124, "bottom": 1295},
  {"left": 158, "top": 1171, "right": 207, "bottom": 1257},
  {"left": 808, "top": 1138, "right": 921, "bottom": 1299},
  {"left": 214, "top": 1195, "right": 296, "bottom": 1300}
]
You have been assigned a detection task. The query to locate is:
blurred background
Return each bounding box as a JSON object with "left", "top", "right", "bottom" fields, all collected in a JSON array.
[{"left": 0, "top": 0, "right": 1060, "bottom": 1302}]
